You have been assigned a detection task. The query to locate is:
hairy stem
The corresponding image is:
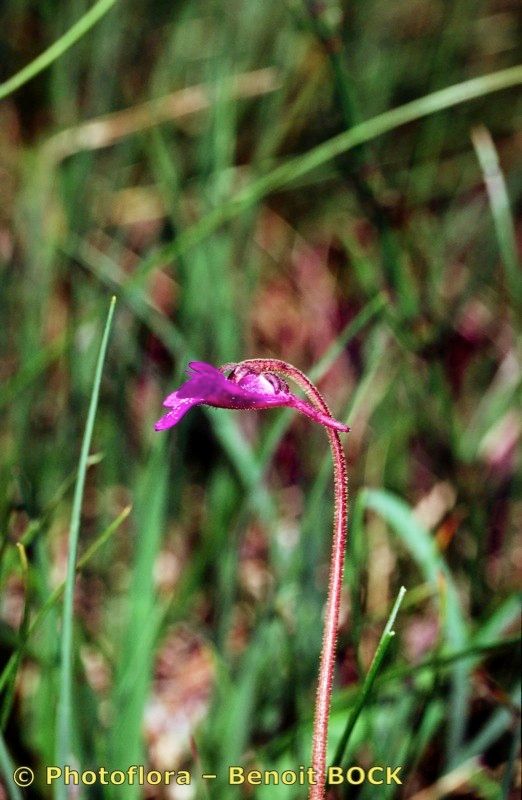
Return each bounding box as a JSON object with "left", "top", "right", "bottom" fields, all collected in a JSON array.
[{"left": 230, "top": 359, "right": 348, "bottom": 800}]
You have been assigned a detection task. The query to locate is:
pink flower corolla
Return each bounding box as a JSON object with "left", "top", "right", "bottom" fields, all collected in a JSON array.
[{"left": 154, "top": 361, "right": 349, "bottom": 433}]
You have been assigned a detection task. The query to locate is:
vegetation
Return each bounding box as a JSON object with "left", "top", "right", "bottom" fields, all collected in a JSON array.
[{"left": 0, "top": 1, "right": 520, "bottom": 798}]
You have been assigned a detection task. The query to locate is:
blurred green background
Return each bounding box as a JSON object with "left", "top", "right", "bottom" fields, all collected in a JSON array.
[{"left": 0, "top": 0, "right": 520, "bottom": 798}]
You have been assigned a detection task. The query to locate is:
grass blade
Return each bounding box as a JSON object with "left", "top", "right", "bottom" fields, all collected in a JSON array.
[
  {"left": 0, "top": 732, "right": 23, "bottom": 800},
  {"left": 0, "top": 0, "right": 118, "bottom": 101},
  {"left": 471, "top": 125, "right": 521, "bottom": 308},
  {"left": 106, "top": 438, "right": 168, "bottom": 797},
  {"left": 502, "top": 721, "right": 521, "bottom": 800},
  {"left": 456, "top": 683, "right": 521, "bottom": 764},
  {"left": 0, "top": 506, "right": 130, "bottom": 700},
  {"left": 0, "top": 545, "right": 30, "bottom": 728},
  {"left": 332, "top": 586, "right": 407, "bottom": 766},
  {"left": 133, "top": 65, "right": 522, "bottom": 272},
  {"left": 360, "top": 489, "right": 469, "bottom": 766},
  {"left": 54, "top": 296, "right": 116, "bottom": 798}
]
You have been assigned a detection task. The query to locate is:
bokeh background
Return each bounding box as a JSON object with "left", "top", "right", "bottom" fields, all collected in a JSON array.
[{"left": 0, "top": 1, "right": 521, "bottom": 798}]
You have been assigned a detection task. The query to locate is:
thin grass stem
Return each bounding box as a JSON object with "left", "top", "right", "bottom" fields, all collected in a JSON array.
[
  {"left": 54, "top": 297, "right": 116, "bottom": 799},
  {"left": 471, "top": 125, "right": 521, "bottom": 308},
  {"left": 0, "top": 0, "right": 118, "bottom": 101},
  {"left": 332, "top": 586, "right": 407, "bottom": 767}
]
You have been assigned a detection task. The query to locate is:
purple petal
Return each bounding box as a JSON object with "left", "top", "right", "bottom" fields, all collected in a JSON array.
[
  {"left": 155, "top": 361, "right": 350, "bottom": 434},
  {"left": 154, "top": 397, "right": 202, "bottom": 430},
  {"left": 162, "top": 388, "right": 203, "bottom": 407},
  {"left": 176, "top": 372, "right": 232, "bottom": 401},
  {"left": 187, "top": 361, "right": 222, "bottom": 376},
  {"left": 176, "top": 362, "right": 287, "bottom": 408},
  {"left": 289, "top": 396, "right": 350, "bottom": 433},
  {"left": 163, "top": 363, "right": 223, "bottom": 406}
]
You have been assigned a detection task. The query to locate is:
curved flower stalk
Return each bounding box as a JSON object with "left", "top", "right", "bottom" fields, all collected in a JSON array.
[{"left": 155, "top": 359, "right": 349, "bottom": 800}]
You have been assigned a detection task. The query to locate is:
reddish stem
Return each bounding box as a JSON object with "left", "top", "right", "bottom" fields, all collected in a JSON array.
[{"left": 232, "top": 359, "right": 348, "bottom": 800}]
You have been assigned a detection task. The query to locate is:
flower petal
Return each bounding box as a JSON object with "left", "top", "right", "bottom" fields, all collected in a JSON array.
[
  {"left": 155, "top": 361, "right": 350, "bottom": 433},
  {"left": 176, "top": 362, "right": 285, "bottom": 408},
  {"left": 154, "top": 397, "right": 202, "bottom": 430},
  {"left": 187, "top": 361, "right": 221, "bottom": 376},
  {"left": 289, "top": 395, "right": 350, "bottom": 432},
  {"left": 162, "top": 363, "right": 221, "bottom": 405}
]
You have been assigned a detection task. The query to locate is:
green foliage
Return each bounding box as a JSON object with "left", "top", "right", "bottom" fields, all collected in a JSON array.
[{"left": 0, "top": 1, "right": 520, "bottom": 798}]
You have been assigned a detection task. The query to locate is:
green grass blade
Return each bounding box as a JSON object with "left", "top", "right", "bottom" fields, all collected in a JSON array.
[
  {"left": 471, "top": 125, "right": 521, "bottom": 308},
  {"left": 35, "top": 505, "right": 132, "bottom": 638},
  {"left": 209, "top": 623, "right": 274, "bottom": 797},
  {"left": 0, "top": 506, "right": 129, "bottom": 700},
  {"left": 0, "top": 455, "right": 103, "bottom": 580},
  {"left": 360, "top": 489, "right": 469, "bottom": 766},
  {"left": 457, "top": 683, "right": 521, "bottom": 763},
  {"left": 70, "top": 236, "right": 281, "bottom": 524},
  {"left": 0, "top": 732, "right": 23, "bottom": 800},
  {"left": 502, "top": 722, "right": 521, "bottom": 800},
  {"left": 133, "top": 65, "right": 522, "bottom": 271},
  {"left": 332, "top": 586, "right": 407, "bottom": 766},
  {"left": 0, "top": 545, "right": 30, "bottom": 728},
  {"left": 0, "top": 0, "right": 119, "bottom": 101},
  {"left": 309, "top": 293, "right": 387, "bottom": 383},
  {"left": 328, "top": 636, "right": 519, "bottom": 717},
  {"left": 258, "top": 635, "right": 518, "bottom": 762},
  {"left": 107, "top": 439, "right": 168, "bottom": 798},
  {"left": 54, "top": 296, "right": 116, "bottom": 798},
  {"left": 0, "top": 336, "right": 67, "bottom": 411},
  {"left": 254, "top": 293, "right": 386, "bottom": 491}
]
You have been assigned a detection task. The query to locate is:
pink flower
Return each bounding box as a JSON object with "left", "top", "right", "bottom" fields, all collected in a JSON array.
[
  {"left": 154, "top": 361, "right": 349, "bottom": 433},
  {"left": 155, "top": 357, "right": 351, "bottom": 800}
]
